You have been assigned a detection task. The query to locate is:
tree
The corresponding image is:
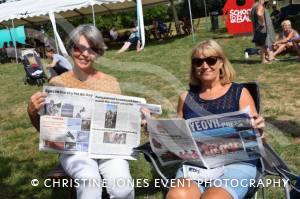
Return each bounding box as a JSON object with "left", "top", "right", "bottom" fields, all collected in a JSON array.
[
  {"left": 170, "top": 0, "right": 182, "bottom": 35},
  {"left": 178, "top": 0, "right": 226, "bottom": 19}
]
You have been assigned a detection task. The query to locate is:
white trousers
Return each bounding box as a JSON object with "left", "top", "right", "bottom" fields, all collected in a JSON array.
[{"left": 60, "top": 154, "right": 135, "bottom": 199}]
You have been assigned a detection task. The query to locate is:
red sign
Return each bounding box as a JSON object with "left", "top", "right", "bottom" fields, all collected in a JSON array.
[{"left": 223, "top": 0, "right": 254, "bottom": 34}]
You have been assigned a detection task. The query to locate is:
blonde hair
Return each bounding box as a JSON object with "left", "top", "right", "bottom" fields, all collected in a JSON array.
[
  {"left": 281, "top": 20, "right": 292, "bottom": 27},
  {"left": 189, "top": 40, "right": 235, "bottom": 87}
]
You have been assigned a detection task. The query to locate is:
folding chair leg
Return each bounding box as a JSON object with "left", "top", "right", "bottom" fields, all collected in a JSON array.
[
  {"left": 254, "top": 191, "right": 258, "bottom": 199},
  {"left": 283, "top": 179, "right": 291, "bottom": 199},
  {"left": 262, "top": 186, "right": 266, "bottom": 199}
]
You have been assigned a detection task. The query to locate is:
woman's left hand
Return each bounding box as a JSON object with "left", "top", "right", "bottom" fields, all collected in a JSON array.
[
  {"left": 253, "top": 115, "right": 265, "bottom": 129},
  {"left": 252, "top": 114, "right": 266, "bottom": 141},
  {"left": 140, "top": 107, "right": 150, "bottom": 136}
]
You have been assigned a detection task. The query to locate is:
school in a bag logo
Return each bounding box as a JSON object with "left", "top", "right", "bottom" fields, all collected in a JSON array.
[{"left": 223, "top": 0, "right": 254, "bottom": 34}]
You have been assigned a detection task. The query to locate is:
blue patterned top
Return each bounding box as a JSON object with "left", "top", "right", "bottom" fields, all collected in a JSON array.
[{"left": 183, "top": 83, "right": 244, "bottom": 119}]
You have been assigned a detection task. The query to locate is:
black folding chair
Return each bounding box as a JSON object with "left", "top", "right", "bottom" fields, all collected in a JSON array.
[{"left": 134, "top": 82, "right": 299, "bottom": 199}]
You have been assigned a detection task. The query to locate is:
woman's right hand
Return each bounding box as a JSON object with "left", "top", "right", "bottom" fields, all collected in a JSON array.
[{"left": 28, "top": 92, "right": 47, "bottom": 116}]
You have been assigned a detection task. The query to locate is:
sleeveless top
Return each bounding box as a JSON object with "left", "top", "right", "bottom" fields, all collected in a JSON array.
[
  {"left": 183, "top": 83, "right": 258, "bottom": 166},
  {"left": 183, "top": 83, "right": 244, "bottom": 120},
  {"left": 280, "top": 29, "right": 300, "bottom": 41}
]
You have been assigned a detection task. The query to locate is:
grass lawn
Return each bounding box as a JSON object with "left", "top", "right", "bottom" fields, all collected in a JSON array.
[{"left": 0, "top": 19, "right": 299, "bottom": 199}]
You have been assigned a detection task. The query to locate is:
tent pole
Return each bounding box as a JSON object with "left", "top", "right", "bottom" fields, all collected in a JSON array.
[
  {"left": 187, "top": 0, "right": 195, "bottom": 43},
  {"left": 91, "top": 3, "right": 96, "bottom": 26},
  {"left": 11, "top": 19, "right": 18, "bottom": 63},
  {"left": 136, "top": 0, "right": 145, "bottom": 49},
  {"left": 203, "top": 0, "right": 208, "bottom": 30},
  {"left": 54, "top": 33, "right": 59, "bottom": 54},
  {"left": 48, "top": 12, "right": 68, "bottom": 57}
]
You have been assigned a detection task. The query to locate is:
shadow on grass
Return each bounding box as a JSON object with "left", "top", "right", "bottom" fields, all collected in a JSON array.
[
  {"left": 135, "top": 161, "right": 181, "bottom": 198},
  {"left": 0, "top": 155, "right": 71, "bottom": 199},
  {"left": 0, "top": 156, "right": 14, "bottom": 198},
  {"left": 230, "top": 59, "right": 261, "bottom": 65},
  {"left": 266, "top": 117, "right": 300, "bottom": 138},
  {"left": 135, "top": 167, "right": 169, "bottom": 198}
]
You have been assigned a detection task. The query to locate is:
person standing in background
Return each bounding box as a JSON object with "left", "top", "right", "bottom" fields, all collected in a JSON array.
[{"left": 251, "top": 0, "right": 276, "bottom": 64}]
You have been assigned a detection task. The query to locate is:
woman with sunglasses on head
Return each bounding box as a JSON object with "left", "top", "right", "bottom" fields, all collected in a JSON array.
[
  {"left": 166, "top": 40, "right": 265, "bottom": 199},
  {"left": 27, "top": 25, "right": 134, "bottom": 199}
]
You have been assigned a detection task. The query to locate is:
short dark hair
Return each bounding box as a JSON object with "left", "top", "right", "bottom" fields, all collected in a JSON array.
[{"left": 66, "top": 24, "right": 105, "bottom": 56}]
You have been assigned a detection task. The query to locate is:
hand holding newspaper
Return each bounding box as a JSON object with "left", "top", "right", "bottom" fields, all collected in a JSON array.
[
  {"left": 146, "top": 107, "right": 265, "bottom": 169},
  {"left": 39, "top": 86, "right": 162, "bottom": 160}
]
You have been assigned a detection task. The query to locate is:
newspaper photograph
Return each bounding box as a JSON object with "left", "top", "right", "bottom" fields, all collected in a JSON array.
[
  {"left": 39, "top": 86, "right": 153, "bottom": 160},
  {"left": 187, "top": 107, "right": 265, "bottom": 168},
  {"left": 146, "top": 116, "right": 205, "bottom": 166},
  {"left": 147, "top": 107, "right": 265, "bottom": 168},
  {"left": 88, "top": 92, "right": 146, "bottom": 160}
]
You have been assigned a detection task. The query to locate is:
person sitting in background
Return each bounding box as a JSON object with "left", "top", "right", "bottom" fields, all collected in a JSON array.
[
  {"left": 150, "top": 18, "right": 160, "bottom": 40},
  {"left": 3, "top": 42, "right": 8, "bottom": 49},
  {"left": 0, "top": 42, "right": 8, "bottom": 64},
  {"left": 182, "top": 17, "right": 191, "bottom": 35},
  {"left": 117, "top": 22, "right": 141, "bottom": 53},
  {"left": 16, "top": 42, "right": 23, "bottom": 48},
  {"left": 45, "top": 46, "right": 72, "bottom": 79},
  {"left": 9, "top": 41, "right": 14, "bottom": 48},
  {"left": 273, "top": 20, "right": 300, "bottom": 59},
  {"left": 109, "top": 26, "right": 118, "bottom": 41},
  {"left": 270, "top": 5, "right": 280, "bottom": 22},
  {"left": 151, "top": 18, "right": 168, "bottom": 40}
]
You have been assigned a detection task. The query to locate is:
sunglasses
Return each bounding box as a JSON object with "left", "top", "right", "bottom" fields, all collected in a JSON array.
[
  {"left": 192, "top": 56, "right": 220, "bottom": 67},
  {"left": 72, "top": 44, "right": 101, "bottom": 55}
]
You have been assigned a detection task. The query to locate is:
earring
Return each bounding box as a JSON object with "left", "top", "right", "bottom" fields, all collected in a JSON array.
[{"left": 219, "top": 67, "right": 225, "bottom": 78}]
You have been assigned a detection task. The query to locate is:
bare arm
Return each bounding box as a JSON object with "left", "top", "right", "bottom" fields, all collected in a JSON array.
[
  {"left": 47, "top": 60, "right": 58, "bottom": 68},
  {"left": 275, "top": 31, "right": 295, "bottom": 45},
  {"left": 239, "top": 88, "right": 258, "bottom": 116},
  {"left": 240, "top": 88, "right": 265, "bottom": 139},
  {"left": 177, "top": 91, "right": 188, "bottom": 118}
]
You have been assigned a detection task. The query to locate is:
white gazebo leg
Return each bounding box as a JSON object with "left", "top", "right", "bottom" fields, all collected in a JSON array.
[
  {"left": 188, "top": 0, "right": 195, "bottom": 43},
  {"left": 91, "top": 0, "right": 96, "bottom": 27},
  {"left": 11, "top": 19, "right": 18, "bottom": 63},
  {"left": 48, "top": 11, "right": 68, "bottom": 57},
  {"left": 136, "top": 0, "right": 145, "bottom": 50}
]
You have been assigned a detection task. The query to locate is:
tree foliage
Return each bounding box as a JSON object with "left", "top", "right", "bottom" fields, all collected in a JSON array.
[
  {"left": 178, "top": 0, "right": 226, "bottom": 19},
  {"left": 72, "top": 5, "right": 169, "bottom": 29}
]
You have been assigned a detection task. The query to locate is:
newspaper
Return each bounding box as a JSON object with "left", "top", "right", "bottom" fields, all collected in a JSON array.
[
  {"left": 39, "top": 86, "right": 161, "bottom": 160},
  {"left": 147, "top": 107, "right": 265, "bottom": 168}
]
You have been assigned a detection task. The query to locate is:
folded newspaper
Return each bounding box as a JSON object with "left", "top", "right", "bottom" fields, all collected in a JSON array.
[
  {"left": 39, "top": 86, "right": 162, "bottom": 160},
  {"left": 146, "top": 107, "right": 265, "bottom": 168}
]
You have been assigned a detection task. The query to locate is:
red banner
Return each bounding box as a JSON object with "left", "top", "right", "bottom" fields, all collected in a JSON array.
[{"left": 223, "top": 0, "right": 254, "bottom": 34}]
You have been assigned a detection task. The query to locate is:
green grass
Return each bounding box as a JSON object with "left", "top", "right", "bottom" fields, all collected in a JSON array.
[{"left": 0, "top": 18, "right": 300, "bottom": 198}]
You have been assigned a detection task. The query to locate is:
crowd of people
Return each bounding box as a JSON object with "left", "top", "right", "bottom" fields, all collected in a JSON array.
[
  {"left": 0, "top": 30, "right": 51, "bottom": 63},
  {"left": 251, "top": 0, "right": 300, "bottom": 64}
]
